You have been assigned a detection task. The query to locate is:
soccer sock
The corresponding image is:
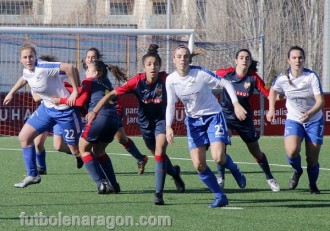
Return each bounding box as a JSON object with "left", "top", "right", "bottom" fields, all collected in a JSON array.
[
  {"left": 307, "top": 163, "right": 319, "bottom": 186},
  {"left": 256, "top": 153, "right": 274, "bottom": 180},
  {"left": 198, "top": 166, "right": 224, "bottom": 198},
  {"left": 216, "top": 163, "right": 225, "bottom": 179},
  {"left": 97, "top": 154, "right": 118, "bottom": 186},
  {"left": 286, "top": 155, "right": 303, "bottom": 174},
  {"left": 36, "top": 150, "right": 46, "bottom": 170},
  {"left": 164, "top": 154, "right": 177, "bottom": 176},
  {"left": 122, "top": 138, "right": 145, "bottom": 162},
  {"left": 82, "top": 153, "right": 105, "bottom": 187},
  {"left": 22, "top": 146, "right": 38, "bottom": 177},
  {"left": 155, "top": 155, "right": 167, "bottom": 193},
  {"left": 222, "top": 153, "right": 240, "bottom": 175}
]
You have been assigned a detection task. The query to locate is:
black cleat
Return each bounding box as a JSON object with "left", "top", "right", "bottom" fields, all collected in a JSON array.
[
  {"left": 289, "top": 170, "right": 303, "bottom": 189},
  {"left": 154, "top": 192, "right": 164, "bottom": 205},
  {"left": 37, "top": 167, "right": 47, "bottom": 175},
  {"left": 172, "top": 165, "right": 185, "bottom": 193},
  {"left": 309, "top": 184, "right": 320, "bottom": 194},
  {"left": 76, "top": 157, "right": 84, "bottom": 169}
]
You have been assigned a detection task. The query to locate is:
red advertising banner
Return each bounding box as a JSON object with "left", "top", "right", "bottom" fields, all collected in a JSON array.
[{"left": 1, "top": 93, "right": 330, "bottom": 136}]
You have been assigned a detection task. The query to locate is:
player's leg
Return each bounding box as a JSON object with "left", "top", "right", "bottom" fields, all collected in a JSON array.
[{"left": 34, "top": 131, "right": 50, "bottom": 174}]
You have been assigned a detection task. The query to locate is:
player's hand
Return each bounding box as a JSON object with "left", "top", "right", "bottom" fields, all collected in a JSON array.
[
  {"left": 50, "top": 97, "right": 61, "bottom": 105},
  {"left": 300, "top": 112, "right": 310, "bottom": 123},
  {"left": 266, "top": 110, "right": 275, "bottom": 122},
  {"left": 233, "top": 102, "right": 247, "bottom": 121},
  {"left": 3, "top": 93, "right": 13, "bottom": 105},
  {"left": 86, "top": 111, "right": 97, "bottom": 123},
  {"left": 67, "top": 90, "right": 78, "bottom": 106},
  {"left": 166, "top": 126, "right": 175, "bottom": 144}
]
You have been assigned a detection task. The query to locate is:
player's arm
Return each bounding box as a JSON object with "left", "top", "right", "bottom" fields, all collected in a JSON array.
[
  {"left": 165, "top": 78, "right": 178, "bottom": 144},
  {"left": 266, "top": 88, "right": 278, "bottom": 122},
  {"left": 60, "top": 63, "right": 79, "bottom": 106},
  {"left": 3, "top": 76, "right": 27, "bottom": 105}
]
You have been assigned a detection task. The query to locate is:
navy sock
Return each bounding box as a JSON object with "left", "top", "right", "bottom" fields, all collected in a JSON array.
[
  {"left": 123, "top": 138, "right": 145, "bottom": 162},
  {"left": 82, "top": 154, "right": 105, "bottom": 187},
  {"left": 256, "top": 153, "right": 273, "bottom": 180},
  {"left": 165, "top": 155, "right": 177, "bottom": 176},
  {"left": 97, "top": 154, "right": 118, "bottom": 185},
  {"left": 216, "top": 163, "right": 225, "bottom": 179},
  {"left": 286, "top": 155, "right": 303, "bottom": 174},
  {"left": 307, "top": 163, "right": 319, "bottom": 186},
  {"left": 36, "top": 150, "right": 46, "bottom": 170},
  {"left": 23, "top": 146, "right": 38, "bottom": 176},
  {"left": 198, "top": 167, "right": 224, "bottom": 198},
  {"left": 155, "top": 155, "right": 167, "bottom": 193}
]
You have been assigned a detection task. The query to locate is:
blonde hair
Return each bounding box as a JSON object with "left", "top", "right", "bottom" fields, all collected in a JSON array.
[{"left": 20, "top": 44, "right": 37, "bottom": 56}]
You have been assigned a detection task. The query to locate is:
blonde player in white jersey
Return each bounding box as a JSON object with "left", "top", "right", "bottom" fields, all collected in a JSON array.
[
  {"left": 11, "top": 44, "right": 81, "bottom": 188},
  {"left": 266, "top": 46, "right": 324, "bottom": 194},
  {"left": 165, "top": 45, "right": 247, "bottom": 208}
]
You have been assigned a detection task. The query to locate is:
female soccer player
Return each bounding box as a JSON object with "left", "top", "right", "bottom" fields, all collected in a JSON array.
[
  {"left": 266, "top": 46, "right": 324, "bottom": 194},
  {"left": 215, "top": 49, "right": 280, "bottom": 192},
  {"left": 83, "top": 47, "right": 148, "bottom": 174},
  {"left": 86, "top": 44, "right": 185, "bottom": 205},
  {"left": 12, "top": 44, "right": 81, "bottom": 188},
  {"left": 166, "top": 45, "right": 247, "bottom": 208}
]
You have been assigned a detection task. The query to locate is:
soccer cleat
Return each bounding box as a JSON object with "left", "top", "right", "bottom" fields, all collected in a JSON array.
[
  {"left": 267, "top": 179, "right": 280, "bottom": 192},
  {"left": 172, "top": 165, "right": 185, "bottom": 193},
  {"left": 14, "top": 175, "right": 41, "bottom": 188},
  {"left": 154, "top": 192, "right": 164, "bottom": 205},
  {"left": 309, "top": 184, "right": 320, "bottom": 194},
  {"left": 76, "top": 157, "right": 84, "bottom": 169},
  {"left": 111, "top": 182, "right": 121, "bottom": 194},
  {"left": 289, "top": 170, "right": 303, "bottom": 189},
  {"left": 208, "top": 195, "right": 229, "bottom": 208},
  {"left": 231, "top": 166, "right": 246, "bottom": 189},
  {"left": 98, "top": 179, "right": 113, "bottom": 194},
  {"left": 37, "top": 167, "right": 47, "bottom": 175},
  {"left": 137, "top": 155, "right": 149, "bottom": 175},
  {"left": 217, "top": 177, "right": 225, "bottom": 189}
]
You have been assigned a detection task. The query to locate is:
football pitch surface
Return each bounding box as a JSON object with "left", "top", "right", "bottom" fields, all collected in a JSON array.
[{"left": 0, "top": 136, "right": 329, "bottom": 231}]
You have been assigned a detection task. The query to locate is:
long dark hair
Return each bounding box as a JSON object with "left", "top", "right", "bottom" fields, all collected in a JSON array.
[
  {"left": 82, "top": 47, "right": 102, "bottom": 70},
  {"left": 235, "top": 49, "right": 258, "bottom": 72},
  {"left": 285, "top": 46, "right": 305, "bottom": 85},
  {"left": 92, "top": 59, "right": 127, "bottom": 82}
]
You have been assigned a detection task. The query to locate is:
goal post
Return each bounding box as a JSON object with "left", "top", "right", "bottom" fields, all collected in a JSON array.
[{"left": 0, "top": 26, "right": 194, "bottom": 136}]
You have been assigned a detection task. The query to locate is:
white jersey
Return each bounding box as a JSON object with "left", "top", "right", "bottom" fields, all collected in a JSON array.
[
  {"left": 272, "top": 68, "right": 323, "bottom": 123},
  {"left": 22, "top": 60, "right": 71, "bottom": 110},
  {"left": 166, "top": 65, "right": 238, "bottom": 125}
]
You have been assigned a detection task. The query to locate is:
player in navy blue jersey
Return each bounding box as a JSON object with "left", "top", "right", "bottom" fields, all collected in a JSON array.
[
  {"left": 267, "top": 46, "right": 324, "bottom": 194},
  {"left": 215, "top": 49, "right": 280, "bottom": 192},
  {"left": 7, "top": 44, "right": 81, "bottom": 188},
  {"left": 86, "top": 44, "right": 185, "bottom": 205},
  {"left": 82, "top": 47, "right": 148, "bottom": 174},
  {"left": 166, "top": 45, "right": 247, "bottom": 208},
  {"left": 52, "top": 59, "right": 125, "bottom": 193}
]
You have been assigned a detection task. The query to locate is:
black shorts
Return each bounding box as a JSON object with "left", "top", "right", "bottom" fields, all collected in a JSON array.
[
  {"left": 139, "top": 119, "right": 166, "bottom": 151},
  {"left": 226, "top": 117, "right": 259, "bottom": 143}
]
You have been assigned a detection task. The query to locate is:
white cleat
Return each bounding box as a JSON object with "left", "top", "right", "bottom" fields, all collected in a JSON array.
[
  {"left": 267, "top": 178, "right": 280, "bottom": 192},
  {"left": 217, "top": 177, "right": 225, "bottom": 189},
  {"left": 14, "top": 175, "right": 41, "bottom": 188}
]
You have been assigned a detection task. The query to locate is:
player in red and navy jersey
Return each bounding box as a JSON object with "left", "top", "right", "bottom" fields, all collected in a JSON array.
[
  {"left": 82, "top": 48, "right": 148, "bottom": 174},
  {"left": 215, "top": 49, "right": 280, "bottom": 192},
  {"left": 86, "top": 44, "right": 185, "bottom": 205}
]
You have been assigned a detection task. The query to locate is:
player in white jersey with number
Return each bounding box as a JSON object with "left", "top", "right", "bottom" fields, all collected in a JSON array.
[
  {"left": 266, "top": 46, "right": 324, "bottom": 194},
  {"left": 12, "top": 44, "right": 81, "bottom": 188},
  {"left": 166, "top": 45, "right": 247, "bottom": 208}
]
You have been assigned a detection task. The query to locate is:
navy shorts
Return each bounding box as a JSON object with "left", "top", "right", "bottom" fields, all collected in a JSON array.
[
  {"left": 226, "top": 116, "right": 259, "bottom": 143},
  {"left": 139, "top": 119, "right": 166, "bottom": 151},
  {"left": 81, "top": 114, "right": 120, "bottom": 144}
]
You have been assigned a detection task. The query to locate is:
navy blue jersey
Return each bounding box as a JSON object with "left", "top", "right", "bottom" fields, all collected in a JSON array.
[
  {"left": 216, "top": 67, "right": 269, "bottom": 120},
  {"left": 116, "top": 71, "right": 167, "bottom": 124}
]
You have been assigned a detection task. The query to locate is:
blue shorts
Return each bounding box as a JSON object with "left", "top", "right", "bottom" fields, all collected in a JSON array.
[
  {"left": 139, "top": 119, "right": 166, "bottom": 151},
  {"left": 27, "top": 103, "right": 82, "bottom": 145},
  {"left": 53, "top": 124, "right": 62, "bottom": 136},
  {"left": 226, "top": 116, "right": 259, "bottom": 143},
  {"left": 284, "top": 117, "right": 324, "bottom": 145},
  {"left": 185, "top": 112, "right": 231, "bottom": 151},
  {"left": 81, "top": 114, "right": 120, "bottom": 144}
]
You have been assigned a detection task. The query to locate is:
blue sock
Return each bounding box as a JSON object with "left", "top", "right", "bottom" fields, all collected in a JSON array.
[
  {"left": 256, "top": 153, "right": 273, "bottom": 180},
  {"left": 216, "top": 163, "right": 225, "bottom": 179},
  {"left": 36, "top": 150, "right": 46, "bottom": 170},
  {"left": 286, "top": 155, "right": 303, "bottom": 174},
  {"left": 124, "top": 138, "right": 145, "bottom": 162},
  {"left": 307, "top": 163, "right": 319, "bottom": 186},
  {"left": 155, "top": 155, "right": 167, "bottom": 193},
  {"left": 198, "top": 167, "right": 224, "bottom": 198},
  {"left": 223, "top": 154, "right": 239, "bottom": 173},
  {"left": 22, "top": 146, "right": 38, "bottom": 177},
  {"left": 98, "top": 154, "right": 118, "bottom": 185},
  {"left": 82, "top": 154, "right": 105, "bottom": 187}
]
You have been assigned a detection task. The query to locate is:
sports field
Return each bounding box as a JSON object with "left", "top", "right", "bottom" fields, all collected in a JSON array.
[{"left": 0, "top": 135, "right": 329, "bottom": 231}]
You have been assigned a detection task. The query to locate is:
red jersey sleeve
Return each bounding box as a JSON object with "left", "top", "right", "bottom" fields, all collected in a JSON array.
[
  {"left": 248, "top": 70, "right": 269, "bottom": 97},
  {"left": 59, "top": 79, "right": 92, "bottom": 106},
  {"left": 215, "top": 67, "right": 236, "bottom": 78},
  {"left": 115, "top": 73, "right": 142, "bottom": 95}
]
